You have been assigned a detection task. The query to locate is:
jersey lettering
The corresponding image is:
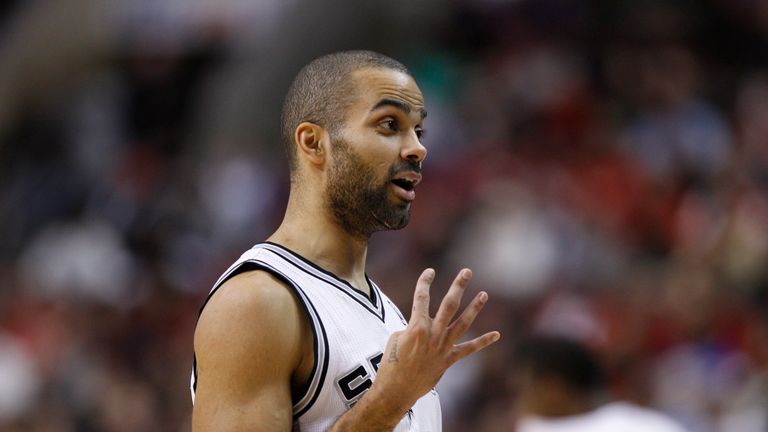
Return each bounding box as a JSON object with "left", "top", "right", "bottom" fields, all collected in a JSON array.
[
  {"left": 369, "top": 352, "right": 383, "bottom": 373},
  {"left": 337, "top": 365, "right": 371, "bottom": 402},
  {"left": 335, "top": 352, "right": 384, "bottom": 406}
]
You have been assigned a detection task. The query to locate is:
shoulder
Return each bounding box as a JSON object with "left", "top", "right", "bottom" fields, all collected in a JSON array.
[
  {"left": 597, "top": 402, "right": 689, "bottom": 432},
  {"left": 204, "top": 270, "right": 301, "bottom": 318},
  {"left": 195, "top": 269, "right": 305, "bottom": 372},
  {"left": 192, "top": 269, "right": 307, "bottom": 429}
]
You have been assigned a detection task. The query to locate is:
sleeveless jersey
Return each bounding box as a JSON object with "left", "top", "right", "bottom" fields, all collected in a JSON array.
[{"left": 191, "top": 242, "right": 442, "bottom": 432}]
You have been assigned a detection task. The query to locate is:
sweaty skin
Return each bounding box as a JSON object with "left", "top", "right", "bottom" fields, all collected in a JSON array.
[{"left": 192, "top": 67, "right": 500, "bottom": 431}]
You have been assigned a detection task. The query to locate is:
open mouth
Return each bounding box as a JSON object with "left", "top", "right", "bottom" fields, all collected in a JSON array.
[
  {"left": 390, "top": 172, "right": 421, "bottom": 202},
  {"left": 391, "top": 178, "right": 415, "bottom": 192}
]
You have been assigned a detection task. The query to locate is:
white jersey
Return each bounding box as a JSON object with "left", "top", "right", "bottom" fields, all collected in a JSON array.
[
  {"left": 191, "top": 242, "right": 442, "bottom": 432},
  {"left": 517, "top": 402, "right": 690, "bottom": 432}
]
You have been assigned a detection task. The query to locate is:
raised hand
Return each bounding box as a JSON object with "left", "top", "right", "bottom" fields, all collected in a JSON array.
[{"left": 373, "top": 268, "right": 501, "bottom": 410}]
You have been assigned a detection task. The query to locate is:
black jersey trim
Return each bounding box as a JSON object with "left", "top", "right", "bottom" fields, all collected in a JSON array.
[
  {"left": 259, "top": 242, "right": 386, "bottom": 323},
  {"left": 262, "top": 241, "right": 380, "bottom": 308},
  {"left": 252, "top": 261, "right": 329, "bottom": 417},
  {"left": 191, "top": 259, "right": 329, "bottom": 419}
]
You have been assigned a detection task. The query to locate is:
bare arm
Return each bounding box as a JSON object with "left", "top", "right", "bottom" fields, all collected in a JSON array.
[
  {"left": 192, "top": 271, "right": 306, "bottom": 431},
  {"left": 330, "top": 268, "right": 501, "bottom": 431}
]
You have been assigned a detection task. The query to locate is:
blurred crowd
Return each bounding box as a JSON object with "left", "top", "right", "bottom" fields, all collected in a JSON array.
[{"left": 1, "top": 0, "right": 767, "bottom": 431}]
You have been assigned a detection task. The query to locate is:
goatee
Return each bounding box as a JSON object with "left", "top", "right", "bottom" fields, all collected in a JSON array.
[{"left": 325, "top": 137, "right": 417, "bottom": 240}]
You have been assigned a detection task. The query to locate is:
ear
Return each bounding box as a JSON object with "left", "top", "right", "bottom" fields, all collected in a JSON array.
[{"left": 294, "top": 122, "right": 328, "bottom": 166}]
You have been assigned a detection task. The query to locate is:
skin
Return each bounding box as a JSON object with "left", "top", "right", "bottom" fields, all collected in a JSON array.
[
  {"left": 192, "top": 67, "right": 501, "bottom": 431},
  {"left": 515, "top": 372, "right": 595, "bottom": 418}
]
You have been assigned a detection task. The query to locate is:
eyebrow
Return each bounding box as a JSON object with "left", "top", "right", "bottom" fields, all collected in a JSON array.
[{"left": 370, "top": 98, "right": 427, "bottom": 119}]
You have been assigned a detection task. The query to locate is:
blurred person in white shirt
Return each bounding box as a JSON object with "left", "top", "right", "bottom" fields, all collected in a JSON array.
[{"left": 512, "top": 335, "right": 689, "bottom": 432}]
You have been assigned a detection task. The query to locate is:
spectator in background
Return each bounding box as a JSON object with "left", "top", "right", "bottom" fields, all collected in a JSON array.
[{"left": 512, "top": 336, "right": 689, "bottom": 432}]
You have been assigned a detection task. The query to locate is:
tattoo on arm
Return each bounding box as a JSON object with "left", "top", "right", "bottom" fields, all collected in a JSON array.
[{"left": 389, "top": 335, "right": 399, "bottom": 362}]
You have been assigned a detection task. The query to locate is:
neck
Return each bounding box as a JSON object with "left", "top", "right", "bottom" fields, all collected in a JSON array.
[
  {"left": 268, "top": 187, "right": 370, "bottom": 293},
  {"left": 518, "top": 392, "right": 597, "bottom": 419}
]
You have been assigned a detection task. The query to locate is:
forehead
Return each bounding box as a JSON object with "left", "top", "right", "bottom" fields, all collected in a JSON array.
[{"left": 349, "top": 68, "right": 424, "bottom": 113}]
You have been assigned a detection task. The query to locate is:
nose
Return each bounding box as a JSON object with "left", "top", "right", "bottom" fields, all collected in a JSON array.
[{"left": 400, "top": 131, "right": 427, "bottom": 163}]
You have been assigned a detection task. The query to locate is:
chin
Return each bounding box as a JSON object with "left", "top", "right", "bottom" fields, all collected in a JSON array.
[
  {"left": 388, "top": 212, "right": 411, "bottom": 231},
  {"left": 370, "top": 209, "right": 410, "bottom": 233}
]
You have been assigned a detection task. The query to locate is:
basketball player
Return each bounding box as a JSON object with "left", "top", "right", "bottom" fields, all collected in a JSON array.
[{"left": 191, "top": 50, "right": 501, "bottom": 431}]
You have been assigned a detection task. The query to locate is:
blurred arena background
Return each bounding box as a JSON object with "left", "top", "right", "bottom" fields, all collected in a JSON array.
[{"left": 1, "top": 0, "right": 767, "bottom": 431}]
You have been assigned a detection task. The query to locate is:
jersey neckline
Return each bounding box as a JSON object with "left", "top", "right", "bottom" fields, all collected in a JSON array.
[{"left": 260, "top": 241, "right": 385, "bottom": 318}]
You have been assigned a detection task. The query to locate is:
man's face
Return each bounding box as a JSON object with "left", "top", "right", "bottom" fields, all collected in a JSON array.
[{"left": 325, "top": 68, "right": 427, "bottom": 240}]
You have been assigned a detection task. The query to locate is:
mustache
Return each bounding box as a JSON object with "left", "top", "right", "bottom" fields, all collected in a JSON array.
[{"left": 390, "top": 159, "right": 422, "bottom": 175}]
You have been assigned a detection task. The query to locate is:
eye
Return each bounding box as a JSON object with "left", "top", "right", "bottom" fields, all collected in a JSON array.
[
  {"left": 415, "top": 126, "right": 426, "bottom": 141},
  {"left": 379, "top": 118, "right": 398, "bottom": 131}
]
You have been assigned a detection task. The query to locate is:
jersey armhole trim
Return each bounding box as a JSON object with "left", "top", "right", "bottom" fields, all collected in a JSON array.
[{"left": 191, "top": 260, "right": 329, "bottom": 419}]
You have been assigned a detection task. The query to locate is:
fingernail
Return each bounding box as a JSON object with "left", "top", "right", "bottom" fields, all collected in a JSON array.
[
  {"left": 492, "top": 332, "right": 501, "bottom": 342},
  {"left": 462, "top": 269, "right": 472, "bottom": 279},
  {"left": 479, "top": 292, "right": 488, "bottom": 302},
  {"left": 426, "top": 268, "right": 436, "bottom": 280}
]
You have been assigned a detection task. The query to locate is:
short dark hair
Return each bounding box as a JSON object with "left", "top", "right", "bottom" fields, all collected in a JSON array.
[
  {"left": 280, "top": 50, "right": 410, "bottom": 172},
  {"left": 513, "top": 336, "right": 604, "bottom": 394}
]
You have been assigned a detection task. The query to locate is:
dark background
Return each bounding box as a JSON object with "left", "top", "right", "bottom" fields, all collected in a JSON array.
[{"left": 0, "top": 0, "right": 767, "bottom": 430}]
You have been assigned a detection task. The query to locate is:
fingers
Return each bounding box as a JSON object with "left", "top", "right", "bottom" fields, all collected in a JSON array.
[
  {"left": 446, "top": 290, "right": 488, "bottom": 342},
  {"left": 432, "top": 269, "right": 472, "bottom": 332},
  {"left": 409, "top": 268, "right": 435, "bottom": 324},
  {"left": 449, "top": 331, "right": 501, "bottom": 365}
]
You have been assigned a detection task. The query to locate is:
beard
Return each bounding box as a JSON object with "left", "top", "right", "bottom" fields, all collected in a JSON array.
[{"left": 325, "top": 136, "right": 415, "bottom": 240}]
